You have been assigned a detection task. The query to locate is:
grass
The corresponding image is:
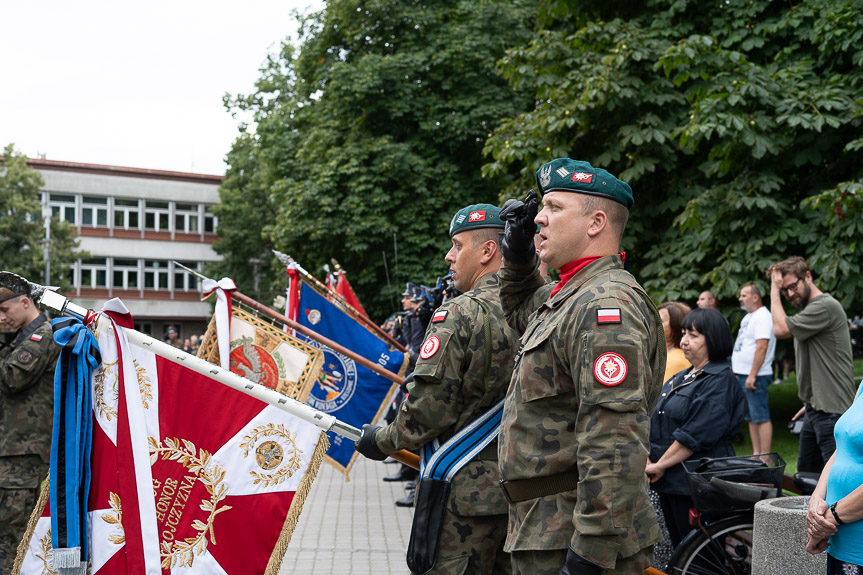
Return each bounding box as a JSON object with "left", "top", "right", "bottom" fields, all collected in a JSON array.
[{"left": 734, "top": 357, "right": 863, "bottom": 475}]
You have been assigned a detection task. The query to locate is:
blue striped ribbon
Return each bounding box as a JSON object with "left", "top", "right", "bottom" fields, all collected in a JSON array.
[
  {"left": 420, "top": 398, "right": 504, "bottom": 482},
  {"left": 50, "top": 317, "right": 100, "bottom": 571}
]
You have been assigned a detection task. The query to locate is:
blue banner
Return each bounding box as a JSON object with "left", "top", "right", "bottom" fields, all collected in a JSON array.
[{"left": 297, "top": 282, "right": 407, "bottom": 473}]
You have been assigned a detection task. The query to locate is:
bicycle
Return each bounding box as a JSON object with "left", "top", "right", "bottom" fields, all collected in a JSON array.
[{"left": 661, "top": 453, "right": 795, "bottom": 575}]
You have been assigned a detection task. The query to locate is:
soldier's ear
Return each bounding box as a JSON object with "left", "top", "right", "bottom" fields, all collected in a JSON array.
[{"left": 480, "top": 239, "right": 498, "bottom": 264}]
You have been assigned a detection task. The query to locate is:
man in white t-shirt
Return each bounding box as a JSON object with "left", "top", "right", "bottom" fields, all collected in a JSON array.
[{"left": 732, "top": 284, "right": 777, "bottom": 455}]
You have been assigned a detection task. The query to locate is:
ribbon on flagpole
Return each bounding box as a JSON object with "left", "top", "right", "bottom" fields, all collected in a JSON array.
[
  {"left": 49, "top": 317, "right": 101, "bottom": 574},
  {"left": 202, "top": 277, "right": 237, "bottom": 370}
]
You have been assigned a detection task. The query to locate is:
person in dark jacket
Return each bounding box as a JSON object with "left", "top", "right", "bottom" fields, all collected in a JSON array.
[{"left": 646, "top": 308, "right": 746, "bottom": 546}]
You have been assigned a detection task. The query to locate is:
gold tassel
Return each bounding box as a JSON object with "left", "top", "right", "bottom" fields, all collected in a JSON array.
[
  {"left": 13, "top": 472, "right": 50, "bottom": 575},
  {"left": 262, "top": 430, "right": 330, "bottom": 575}
]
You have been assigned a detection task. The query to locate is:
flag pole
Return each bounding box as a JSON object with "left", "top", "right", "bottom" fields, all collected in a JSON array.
[
  {"left": 35, "top": 288, "right": 420, "bottom": 471},
  {"left": 175, "top": 263, "right": 407, "bottom": 386},
  {"left": 272, "top": 250, "right": 407, "bottom": 353}
]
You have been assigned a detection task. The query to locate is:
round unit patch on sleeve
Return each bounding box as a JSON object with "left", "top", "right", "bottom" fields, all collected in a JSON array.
[
  {"left": 419, "top": 335, "right": 441, "bottom": 360},
  {"left": 17, "top": 349, "right": 34, "bottom": 365},
  {"left": 593, "top": 352, "right": 628, "bottom": 386}
]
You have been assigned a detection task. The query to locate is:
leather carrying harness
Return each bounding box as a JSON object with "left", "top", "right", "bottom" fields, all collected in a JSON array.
[{"left": 499, "top": 469, "right": 580, "bottom": 503}]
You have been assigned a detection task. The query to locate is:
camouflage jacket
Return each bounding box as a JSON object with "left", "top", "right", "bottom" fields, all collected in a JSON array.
[
  {"left": 377, "top": 273, "right": 519, "bottom": 516},
  {"left": 0, "top": 313, "right": 59, "bottom": 465},
  {"left": 498, "top": 254, "right": 665, "bottom": 569}
]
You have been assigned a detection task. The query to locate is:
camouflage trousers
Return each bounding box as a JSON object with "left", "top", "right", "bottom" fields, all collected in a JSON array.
[
  {"left": 0, "top": 455, "right": 47, "bottom": 574},
  {"left": 418, "top": 508, "right": 510, "bottom": 575},
  {"left": 510, "top": 547, "right": 653, "bottom": 575}
]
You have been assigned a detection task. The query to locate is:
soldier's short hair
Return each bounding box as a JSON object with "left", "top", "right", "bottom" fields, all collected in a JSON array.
[
  {"left": 469, "top": 227, "right": 502, "bottom": 248},
  {"left": 578, "top": 194, "right": 629, "bottom": 237},
  {"left": 682, "top": 308, "right": 734, "bottom": 362}
]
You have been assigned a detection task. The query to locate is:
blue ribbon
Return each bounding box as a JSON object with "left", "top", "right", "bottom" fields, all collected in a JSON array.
[{"left": 50, "top": 317, "right": 100, "bottom": 568}]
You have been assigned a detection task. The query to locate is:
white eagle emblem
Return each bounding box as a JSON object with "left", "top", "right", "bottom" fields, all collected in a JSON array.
[{"left": 539, "top": 164, "right": 552, "bottom": 188}]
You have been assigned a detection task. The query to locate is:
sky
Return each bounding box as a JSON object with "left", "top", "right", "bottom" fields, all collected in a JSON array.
[{"left": 1, "top": 0, "right": 324, "bottom": 176}]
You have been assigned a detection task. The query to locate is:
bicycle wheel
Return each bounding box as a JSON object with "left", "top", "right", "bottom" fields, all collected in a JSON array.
[{"left": 665, "top": 514, "right": 754, "bottom": 575}]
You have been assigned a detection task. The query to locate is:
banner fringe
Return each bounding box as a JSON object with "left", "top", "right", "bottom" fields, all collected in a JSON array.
[
  {"left": 263, "top": 429, "right": 331, "bottom": 575},
  {"left": 12, "top": 473, "right": 50, "bottom": 575}
]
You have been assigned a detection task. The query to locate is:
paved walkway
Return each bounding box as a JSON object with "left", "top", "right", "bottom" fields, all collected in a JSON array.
[{"left": 279, "top": 458, "right": 414, "bottom": 574}]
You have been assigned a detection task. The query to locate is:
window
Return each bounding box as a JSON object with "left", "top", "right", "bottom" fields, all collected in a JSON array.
[
  {"left": 204, "top": 205, "right": 218, "bottom": 233},
  {"left": 174, "top": 261, "right": 201, "bottom": 292},
  {"left": 81, "top": 196, "right": 108, "bottom": 227},
  {"left": 79, "top": 258, "right": 108, "bottom": 288},
  {"left": 114, "top": 199, "right": 140, "bottom": 229},
  {"left": 174, "top": 203, "right": 199, "bottom": 233},
  {"left": 112, "top": 258, "right": 139, "bottom": 290},
  {"left": 144, "top": 201, "right": 170, "bottom": 231},
  {"left": 49, "top": 193, "right": 77, "bottom": 224},
  {"left": 144, "top": 260, "right": 169, "bottom": 290}
]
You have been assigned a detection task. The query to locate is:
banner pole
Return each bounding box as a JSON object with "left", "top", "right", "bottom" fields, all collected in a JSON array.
[
  {"left": 36, "top": 288, "right": 420, "bottom": 470},
  {"left": 272, "top": 250, "right": 407, "bottom": 353}
]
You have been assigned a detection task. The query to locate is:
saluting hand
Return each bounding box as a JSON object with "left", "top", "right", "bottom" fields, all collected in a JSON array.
[{"left": 500, "top": 189, "right": 539, "bottom": 265}]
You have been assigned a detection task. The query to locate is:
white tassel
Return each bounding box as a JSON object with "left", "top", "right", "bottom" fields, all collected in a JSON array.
[{"left": 51, "top": 547, "right": 81, "bottom": 568}]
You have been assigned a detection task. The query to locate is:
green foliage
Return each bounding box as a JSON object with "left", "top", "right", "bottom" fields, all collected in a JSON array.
[
  {"left": 484, "top": 0, "right": 863, "bottom": 316},
  {"left": 213, "top": 0, "right": 535, "bottom": 319},
  {"left": 0, "top": 144, "right": 83, "bottom": 288}
]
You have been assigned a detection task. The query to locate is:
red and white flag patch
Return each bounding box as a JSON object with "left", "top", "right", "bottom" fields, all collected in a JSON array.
[
  {"left": 572, "top": 172, "right": 593, "bottom": 184},
  {"left": 596, "top": 308, "right": 621, "bottom": 324},
  {"left": 419, "top": 335, "right": 441, "bottom": 359},
  {"left": 29, "top": 333, "right": 43, "bottom": 342},
  {"left": 593, "top": 352, "right": 628, "bottom": 386},
  {"left": 468, "top": 210, "right": 486, "bottom": 222},
  {"left": 432, "top": 310, "right": 448, "bottom": 323}
]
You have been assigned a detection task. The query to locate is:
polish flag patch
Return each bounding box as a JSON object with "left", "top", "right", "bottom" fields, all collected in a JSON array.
[
  {"left": 30, "top": 333, "right": 43, "bottom": 342},
  {"left": 468, "top": 211, "right": 486, "bottom": 222},
  {"left": 596, "top": 308, "right": 621, "bottom": 324},
  {"left": 594, "top": 352, "right": 628, "bottom": 386},
  {"left": 419, "top": 335, "right": 441, "bottom": 359},
  {"left": 572, "top": 172, "right": 593, "bottom": 183},
  {"left": 432, "top": 310, "right": 448, "bottom": 323}
]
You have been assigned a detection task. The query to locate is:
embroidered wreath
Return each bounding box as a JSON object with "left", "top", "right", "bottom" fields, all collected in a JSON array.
[
  {"left": 238, "top": 423, "right": 303, "bottom": 487},
  {"left": 148, "top": 437, "right": 232, "bottom": 569},
  {"left": 93, "top": 359, "right": 119, "bottom": 421}
]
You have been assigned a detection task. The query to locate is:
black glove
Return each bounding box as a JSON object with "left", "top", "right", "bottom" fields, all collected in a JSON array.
[
  {"left": 500, "top": 189, "right": 539, "bottom": 264},
  {"left": 355, "top": 424, "right": 388, "bottom": 461},
  {"left": 559, "top": 548, "right": 603, "bottom": 575}
]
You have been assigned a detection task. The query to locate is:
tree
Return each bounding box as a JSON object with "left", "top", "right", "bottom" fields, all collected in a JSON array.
[
  {"left": 213, "top": 0, "right": 535, "bottom": 319},
  {"left": 0, "top": 144, "right": 84, "bottom": 289},
  {"left": 484, "top": 0, "right": 863, "bottom": 318}
]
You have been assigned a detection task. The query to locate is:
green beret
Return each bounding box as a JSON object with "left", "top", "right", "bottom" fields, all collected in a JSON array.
[
  {"left": 535, "top": 158, "right": 634, "bottom": 210},
  {"left": 449, "top": 203, "right": 505, "bottom": 237}
]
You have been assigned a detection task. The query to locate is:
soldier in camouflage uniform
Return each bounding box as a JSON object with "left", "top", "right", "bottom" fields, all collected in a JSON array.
[
  {"left": 356, "top": 204, "right": 518, "bottom": 574},
  {"left": 497, "top": 159, "right": 665, "bottom": 575},
  {"left": 0, "top": 272, "right": 59, "bottom": 572}
]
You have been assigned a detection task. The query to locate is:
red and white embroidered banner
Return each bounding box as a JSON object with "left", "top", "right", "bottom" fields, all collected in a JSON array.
[{"left": 18, "top": 305, "right": 328, "bottom": 575}]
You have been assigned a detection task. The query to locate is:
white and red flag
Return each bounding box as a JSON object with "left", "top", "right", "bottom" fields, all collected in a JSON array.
[{"left": 17, "top": 301, "right": 328, "bottom": 575}]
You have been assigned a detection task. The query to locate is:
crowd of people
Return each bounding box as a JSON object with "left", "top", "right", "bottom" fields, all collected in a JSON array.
[{"left": 2, "top": 157, "right": 862, "bottom": 575}]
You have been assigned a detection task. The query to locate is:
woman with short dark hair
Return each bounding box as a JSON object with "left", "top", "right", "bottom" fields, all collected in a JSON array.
[{"left": 645, "top": 308, "right": 746, "bottom": 546}]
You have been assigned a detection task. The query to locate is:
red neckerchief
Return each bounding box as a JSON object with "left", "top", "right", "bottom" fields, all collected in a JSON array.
[{"left": 550, "top": 252, "right": 626, "bottom": 298}]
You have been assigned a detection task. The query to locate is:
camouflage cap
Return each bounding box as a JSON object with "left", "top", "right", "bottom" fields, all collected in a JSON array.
[
  {"left": 448, "top": 203, "right": 505, "bottom": 237},
  {"left": 0, "top": 271, "right": 33, "bottom": 304},
  {"left": 535, "top": 158, "right": 634, "bottom": 210}
]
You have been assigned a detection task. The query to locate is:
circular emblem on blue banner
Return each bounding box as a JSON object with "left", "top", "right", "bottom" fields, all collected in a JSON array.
[{"left": 306, "top": 343, "right": 358, "bottom": 413}]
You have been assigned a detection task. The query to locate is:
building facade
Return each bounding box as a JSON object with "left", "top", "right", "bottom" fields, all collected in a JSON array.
[{"left": 30, "top": 159, "right": 223, "bottom": 341}]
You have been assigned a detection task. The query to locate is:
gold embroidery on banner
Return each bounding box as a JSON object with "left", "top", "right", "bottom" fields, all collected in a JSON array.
[
  {"left": 94, "top": 359, "right": 119, "bottom": 421},
  {"left": 101, "top": 492, "right": 125, "bottom": 544},
  {"left": 240, "top": 424, "right": 303, "bottom": 487},
  {"left": 148, "top": 437, "right": 233, "bottom": 569},
  {"left": 134, "top": 359, "right": 153, "bottom": 409},
  {"left": 36, "top": 531, "right": 57, "bottom": 575}
]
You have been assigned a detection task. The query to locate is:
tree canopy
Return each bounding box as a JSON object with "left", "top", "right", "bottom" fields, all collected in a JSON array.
[
  {"left": 212, "top": 0, "right": 535, "bottom": 317},
  {"left": 484, "top": 0, "right": 863, "bottom": 319},
  {"left": 0, "top": 144, "right": 83, "bottom": 288},
  {"left": 215, "top": 0, "right": 863, "bottom": 322}
]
